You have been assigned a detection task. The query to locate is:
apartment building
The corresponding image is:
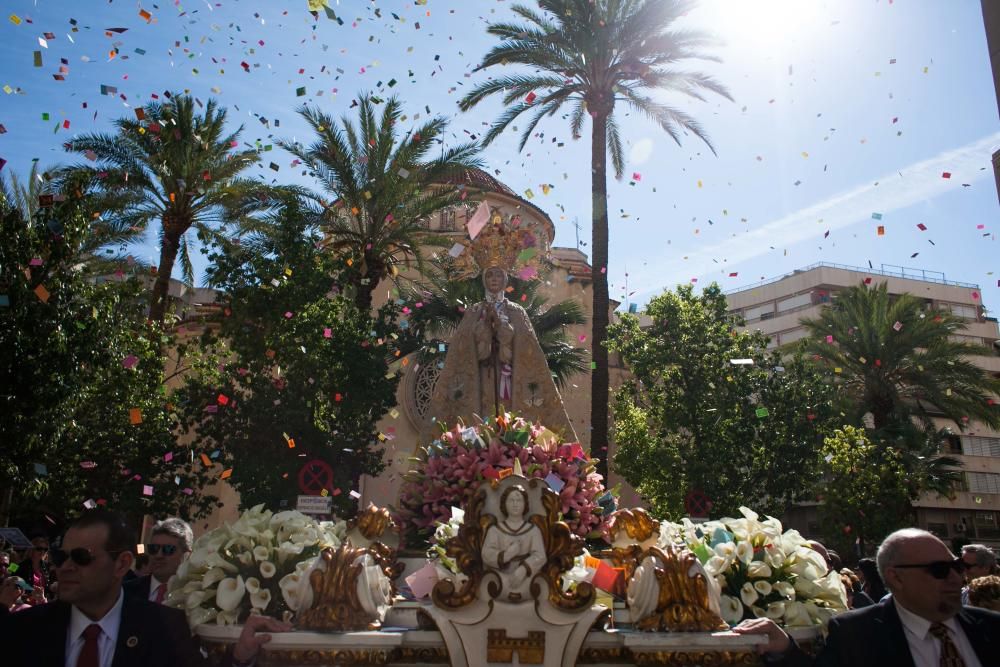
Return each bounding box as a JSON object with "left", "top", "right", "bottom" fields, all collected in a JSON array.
[{"left": 726, "top": 262, "right": 1000, "bottom": 549}]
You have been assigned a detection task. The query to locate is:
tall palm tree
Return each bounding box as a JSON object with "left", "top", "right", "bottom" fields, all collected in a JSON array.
[
  {"left": 62, "top": 94, "right": 280, "bottom": 322},
  {"left": 279, "top": 94, "right": 484, "bottom": 311},
  {"left": 405, "top": 271, "right": 589, "bottom": 389},
  {"left": 801, "top": 281, "right": 1000, "bottom": 432},
  {"left": 459, "top": 0, "right": 731, "bottom": 477}
]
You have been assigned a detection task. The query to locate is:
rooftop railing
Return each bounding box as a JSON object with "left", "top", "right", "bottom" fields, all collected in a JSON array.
[{"left": 725, "top": 262, "right": 979, "bottom": 295}]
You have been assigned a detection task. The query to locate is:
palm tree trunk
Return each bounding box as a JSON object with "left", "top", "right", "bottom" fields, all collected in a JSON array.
[
  {"left": 590, "top": 112, "right": 611, "bottom": 483},
  {"left": 149, "top": 233, "right": 180, "bottom": 323}
]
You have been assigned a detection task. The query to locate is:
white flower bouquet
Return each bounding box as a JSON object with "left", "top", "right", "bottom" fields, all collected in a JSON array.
[
  {"left": 166, "top": 504, "right": 346, "bottom": 627},
  {"left": 658, "top": 507, "right": 847, "bottom": 627},
  {"left": 427, "top": 507, "right": 464, "bottom": 578}
]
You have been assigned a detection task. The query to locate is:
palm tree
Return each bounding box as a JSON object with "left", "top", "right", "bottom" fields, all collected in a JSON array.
[
  {"left": 459, "top": 0, "right": 732, "bottom": 477},
  {"left": 62, "top": 94, "right": 280, "bottom": 322},
  {"left": 801, "top": 282, "right": 1000, "bottom": 432},
  {"left": 279, "top": 94, "right": 484, "bottom": 311},
  {"left": 405, "top": 271, "right": 589, "bottom": 388}
]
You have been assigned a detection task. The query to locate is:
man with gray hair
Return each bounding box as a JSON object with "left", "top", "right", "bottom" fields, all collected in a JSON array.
[
  {"left": 733, "top": 528, "right": 1000, "bottom": 665},
  {"left": 961, "top": 543, "right": 998, "bottom": 605},
  {"left": 125, "top": 517, "right": 193, "bottom": 604}
]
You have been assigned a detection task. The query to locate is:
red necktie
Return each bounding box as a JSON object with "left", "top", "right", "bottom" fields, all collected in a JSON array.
[
  {"left": 154, "top": 582, "right": 167, "bottom": 604},
  {"left": 76, "top": 624, "right": 102, "bottom": 667}
]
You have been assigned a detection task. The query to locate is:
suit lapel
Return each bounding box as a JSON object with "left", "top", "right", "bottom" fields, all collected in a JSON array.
[
  {"left": 112, "top": 596, "right": 150, "bottom": 667},
  {"left": 957, "top": 608, "right": 994, "bottom": 663},
  {"left": 870, "top": 600, "right": 916, "bottom": 667},
  {"left": 40, "top": 602, "right": 72, "bottom": 666}
]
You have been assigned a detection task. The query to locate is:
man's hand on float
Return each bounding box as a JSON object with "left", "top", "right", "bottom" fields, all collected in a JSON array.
[
  {"left": 233, "top": 615, "right": 293, "bottom": 663},
  {"left": 732, "top": 617, "right": 791, "bottom": 655}
]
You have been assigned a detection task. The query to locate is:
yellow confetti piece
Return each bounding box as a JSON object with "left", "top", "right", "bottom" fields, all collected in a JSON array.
[
  {"left": 3, "top": 85, "right": 13, "bottom": 95},
  {"left": 834, "top": 367, "right": 842, "bottom": 374},
  {"left": 697, "top": 180, "right": 703, "bottom": 188},
  {"left": 524, "top": 188, "right": 535, "bottom": 199},
  {"left": 9, "top": 14, "right": 22, "bottom": 25},
  {"left": 801, "top": 151, "right": 809, "bottom": 158},
  {"left": 320, "top": 487, "right": 329, "bottom": 496}
]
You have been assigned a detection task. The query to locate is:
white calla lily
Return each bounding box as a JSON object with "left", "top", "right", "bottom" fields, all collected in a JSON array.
[
  {"left": 245, "top": 577, "right": 261, "bottom": 595},
  {"left": 740, "top": 582, "right": 759, "bottom": 607},
  {"left": 747, "top": 561, "right": 772, "bottom": 579},
  {"left": 187, "top": 606, "right": 217, "bottom": 627},
  {"left": 259, "top": 561, "right": 276, "bottom": 579},
  {"left": 719, "top": 594, "right": 744, "bottom": 625},
  {"left": 753, "top": 580, "right": 772, "bottom": 596},
  {"left": 216, "top": 576, "right": 246, "bottom": 612},
  {"left": 201, "top": 567, "right": 226, "bottom": 590},
  {"left": 250, "top": 588, "right": 272, "bottom": 611},
  {"left": 735, "top": 541, "right": 754, "bottom": 565}
]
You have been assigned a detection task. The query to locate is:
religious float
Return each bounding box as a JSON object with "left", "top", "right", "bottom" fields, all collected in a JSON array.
[{"left": 176, "top": 208, "right": 843, "bottom": 665}]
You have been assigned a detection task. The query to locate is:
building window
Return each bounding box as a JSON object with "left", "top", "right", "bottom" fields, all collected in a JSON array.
[
  {"left": 942, "top": 434, "right": 963, "bottom": 455},
  {"left": 962, "top": 436, "right": 1000, "bottom": 457},
  {"left": 966, "top": 472, "right": 1000, "bottom": 494}
]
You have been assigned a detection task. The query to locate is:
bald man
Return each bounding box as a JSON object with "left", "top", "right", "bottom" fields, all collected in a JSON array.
[{"left": 734, "top": 528, "right": 1000, "bottom": 666}]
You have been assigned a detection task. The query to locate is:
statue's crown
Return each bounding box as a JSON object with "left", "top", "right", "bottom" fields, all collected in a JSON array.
[{"left": 471, "top": 211, "right": 522, "bottom": 272}]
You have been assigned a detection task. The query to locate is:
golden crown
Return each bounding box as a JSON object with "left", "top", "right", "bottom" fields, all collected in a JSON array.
[{"left": 471, "top": 210, "right": 522, "bottom": 273}]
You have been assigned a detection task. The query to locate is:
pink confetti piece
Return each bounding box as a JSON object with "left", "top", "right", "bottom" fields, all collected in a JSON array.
[{"left": 122, "top": 354, "right": 139, "bottom": 369}]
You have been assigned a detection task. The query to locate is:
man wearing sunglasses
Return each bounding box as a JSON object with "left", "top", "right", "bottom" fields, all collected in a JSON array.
[
  {"left": 733, "top": 528, "right": 1000, "bottom": 666},
  {"left": 125, "top": 517, "right": 192, "bottom": 604},
  {"left": 0, "top": 509, "right": 290, "bottom": 667}
]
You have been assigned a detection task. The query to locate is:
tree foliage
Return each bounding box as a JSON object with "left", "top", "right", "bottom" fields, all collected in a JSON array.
[
  {"left": 460, "top": 0, "right": 733, "bottom": 480},
  {"left": 176, "top": 200, "right": 411, "bottom": 517},
  {"left": 61, "top": 94, "right": 285, "bottom": 322},
  {"left": 800, "top": 281, "right": 1000, "bottom": 432},
  {"left": 279, "top": 94, "right": 483, "bottom": 312},
  {"left": 0, "top": 173, "right": 220, "bottom": 525},
  {"left": 816, "top": 425, "right": 913, "bottom": 558},
  {"left": 608, "top": 283, "right": 841, "bottom": 519}
]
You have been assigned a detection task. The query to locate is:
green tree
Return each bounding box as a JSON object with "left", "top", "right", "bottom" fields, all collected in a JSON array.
[
  {"left": 404, "top": 270, "right": 589, "bottom": 389},
  {"left": 459, "top": 0, "right": 732, "bottom": 479},
  {"left": 0, "top": 174, "right": 220, "bottom": 525},
  {"left": 4, "top": 163, "right": 146, "bottom": 276},
  {"left": 62, "top": 94, "right": 282, "bottom": 322},
  {"left": 177, "top": 199, "right": 410, "bottom": 516},
  {"left": 608, "top": 283, "right": 840, "bottom": 518},
  {"left": 279, "top": 94, "right": 483, "bottom": 311},
  {"left": 800, "top": 281, "right": 1000, "bottom": 432},
  {"left": 817, "top": 425, "right": 913, "bottom": 558}
]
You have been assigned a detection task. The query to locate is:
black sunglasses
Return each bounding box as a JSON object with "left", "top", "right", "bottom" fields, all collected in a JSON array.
[
  {"left": 892, "top": 558, "right": 966, "bottom": 580},
  {"left": 49, "top": 548, "right": 124, "bottom": 568},
  {"left": 145, "top": 544, "right": 178, "bottom": 556}
]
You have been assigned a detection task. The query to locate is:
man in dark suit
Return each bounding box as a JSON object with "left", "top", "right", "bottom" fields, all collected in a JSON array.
[
  {"left": 0, "top": 509, "right": 289, "bottom": 667},
  {"left": 734, "top": 528, "right": 1000, "bottom": 666},
  {"left": 125, "top": 517, "right": 193, "bottom": 604}
]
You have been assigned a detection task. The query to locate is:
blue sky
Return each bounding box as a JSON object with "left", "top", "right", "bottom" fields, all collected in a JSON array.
[{"left": 1, "top": 0, "right": 998, "bottom": 312}]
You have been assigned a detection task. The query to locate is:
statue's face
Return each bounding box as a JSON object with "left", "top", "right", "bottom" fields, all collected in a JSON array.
[
  {"left": 483, "top": 267, "right": 507, "bottom": 294},
  {"left": 505, "top": 490, "right": 526, "bottom": 518}
]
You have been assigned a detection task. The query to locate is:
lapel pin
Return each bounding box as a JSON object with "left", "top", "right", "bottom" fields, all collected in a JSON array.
[{"left": 126, "top": 636, "right": 139, "bottom": 648}]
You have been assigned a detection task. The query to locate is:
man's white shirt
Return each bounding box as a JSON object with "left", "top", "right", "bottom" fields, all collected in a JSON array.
[
  {"left": 65, "top": 591, "right": 124, "bottom": 667},
  {"left": 894, "top": 598, "right": 982, "bottom": 667}
]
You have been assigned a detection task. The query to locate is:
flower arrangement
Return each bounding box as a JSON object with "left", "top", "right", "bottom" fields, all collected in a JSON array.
[
  {"left": 166, "top": 504, "right": 346, "bottom": 627},
  {"left": 658, "top": 507, "right": 847, "bottom": 627},
  {"left": 398, "top": 413, "right": 612, "bottom": 544}
]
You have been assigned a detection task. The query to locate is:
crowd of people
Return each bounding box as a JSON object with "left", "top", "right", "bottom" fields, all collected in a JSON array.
[
  {"left": 1, "top": 510, "right": 999, "bottom": 666},
  {"left": 0, "top": 510, "right": 287, "bottom": 666}
]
